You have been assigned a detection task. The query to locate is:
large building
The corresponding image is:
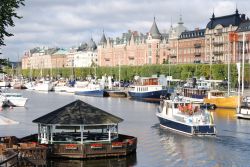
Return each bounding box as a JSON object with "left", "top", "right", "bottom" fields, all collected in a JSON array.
[
  {"left": 22, "top": 39, "right": 98, "bottom": 70},
  {"left": 97, "top": 9, "right": 250, "bottom": 66},
  {"left": 98, "top": 18, "right": 170, "bottom": 67},
  {"left": 22, "top": 9, "right": 250, "bottom": 69},
  {"left": 205, "top": 9, "right": 247, "bottom": 64}
]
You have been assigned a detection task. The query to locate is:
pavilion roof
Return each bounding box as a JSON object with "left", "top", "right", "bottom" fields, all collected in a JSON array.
[{"left": 32, "top": 100, "right": 123, "bottom": 125}]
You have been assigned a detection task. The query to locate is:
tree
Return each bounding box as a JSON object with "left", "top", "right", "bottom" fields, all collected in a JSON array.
[{"left": 0, "top": 0, "right": 25, "bottom": 48}]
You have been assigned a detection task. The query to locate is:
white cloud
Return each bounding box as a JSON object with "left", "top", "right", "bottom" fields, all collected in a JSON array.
[{"left": 1, "top": 0, "right": 249, "bottom": 61}]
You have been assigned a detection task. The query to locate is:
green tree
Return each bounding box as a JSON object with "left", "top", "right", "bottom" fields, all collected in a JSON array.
[{"left": 0, "top": 0, "right": 25, "bottom": 47}]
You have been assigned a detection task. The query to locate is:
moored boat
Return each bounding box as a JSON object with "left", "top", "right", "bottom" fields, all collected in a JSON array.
[
  {"left": 128, "top": 77, "right": 171, "bottom": 100},
  {"left": 75, "top": 83, "right": 105, "bottom": 97},
  {"left": 204, "top": 90, "right": 239, "bottom": 109},
  {"left": 156, "top": 96, "right": 216, "bottom": 136},
  {"left": 236, "top": 99, "right": 250, "bottom": 119},
  {"left": 1, "top": 93, "right": 28, "bottom": 107},
  {"left": 105, "top": 90, "right": 127, "bottom": 97}
]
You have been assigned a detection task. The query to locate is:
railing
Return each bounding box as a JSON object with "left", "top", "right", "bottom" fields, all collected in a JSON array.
[
  {"left": 104, "top": 58, "right": 110, "bottom": 61},
  {"left": 194, "top": 43, "right": 201, "bottom": 48},
  {"left": 213, "top": 51, "right": 223, "bottom": 56},
  {"left": 213, "top": 42, "right": 224, "bottom": 46},
  {"left": 128, "top": 56, "right": 134, "bottom": 60},
  {"left": 194, "top": 53, "right": 201, "bottom": 57},
  {"left": 170, "top": 54, "right": 177, "bottom": 58},
  {"left": 0, "top": 150, "right": 18, "bottom": 167}
]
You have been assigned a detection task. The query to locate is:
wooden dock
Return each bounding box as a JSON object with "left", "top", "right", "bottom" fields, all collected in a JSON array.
[{"left": 0, "top": 136, "right": 47, "bottom": 167}]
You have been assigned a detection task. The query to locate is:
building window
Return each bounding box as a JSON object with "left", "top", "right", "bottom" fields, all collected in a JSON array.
[{"left": 148, "top": 57, "right": 152, "bottom": 64}]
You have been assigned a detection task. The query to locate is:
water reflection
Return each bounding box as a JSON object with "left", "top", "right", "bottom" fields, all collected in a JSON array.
[
  {"left": 214, "top": 108, "right": 236, "bottom": 120},
  {"left": 47, "top": 153, "right": 137, "bottom": 167}
]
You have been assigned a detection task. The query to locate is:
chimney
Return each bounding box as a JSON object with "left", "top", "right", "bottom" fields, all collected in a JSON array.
[{"left": 195, "top": 27, "right": 199, "bottom": 31}]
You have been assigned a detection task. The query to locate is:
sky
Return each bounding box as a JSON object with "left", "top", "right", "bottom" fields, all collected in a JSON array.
[{"left": 1, "top": 0, "right": 249, "bottom": 61}]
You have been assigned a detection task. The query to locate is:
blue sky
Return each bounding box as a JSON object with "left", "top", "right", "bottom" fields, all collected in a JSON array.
[{"left": 1, "top": 0, "right": 249, "bottom": 61}]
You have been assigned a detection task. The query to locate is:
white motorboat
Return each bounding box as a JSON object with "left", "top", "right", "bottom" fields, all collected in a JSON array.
[
  {"left": 33, "top": 80, "right": 54, "bottom": 92},
  {"left": 1, "top": 93, "right": 28, "bottom": 107},
  {"left": 156, "top": 96, "right": 216, "bottom": 136},
  {"left": 236, "top": 99, "right": 250, "bottom": 119}
]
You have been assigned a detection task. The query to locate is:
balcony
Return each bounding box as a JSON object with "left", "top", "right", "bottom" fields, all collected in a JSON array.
[
  {"left": 240, "top": 49, "right": 248, "bottom": 54},
  {"left": 213, "top": 41, "right": 224, "bottom": 46},
  {"left": 170, "top": 54, "right": 177, "bottom": 58},
  {"left": 194, "top": 60, "right": 201, "bottom": 64},
  {"left": 213, "top": 51, "right": 223, "bottom": 56},
  {"left": 104, "top": 57, "right": 110, "bottom": 61},
  {"left": 194, "top": 53, "right": 201, "bottom": 57},
  {"left": 128, "top": 55, "right": 134, "bottom": 60},
  {"left": 194, "top": 43, "right": 202, "bottom": 48}
]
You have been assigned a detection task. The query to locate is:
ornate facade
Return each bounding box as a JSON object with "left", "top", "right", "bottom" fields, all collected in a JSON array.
[{"left": 98, "top": 18, "right": 170, "bottom": 67}]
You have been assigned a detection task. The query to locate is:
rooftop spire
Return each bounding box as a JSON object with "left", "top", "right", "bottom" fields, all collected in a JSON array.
[
  {"left": 149, "top": 17, "right": 161, "bottom": 39},
  {"left": 178, "top": 14, "right": 183, "bottom": 25},
  {"left": 99, "top": 29, "right": 107, "bottom": 45},
  {"left": 235, "top": 4, "right": 239, "bottom": 15}
]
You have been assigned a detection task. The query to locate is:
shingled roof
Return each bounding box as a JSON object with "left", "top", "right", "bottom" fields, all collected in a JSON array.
[
  {"left": 149, "top": 17, "right": 161, "bottom": 39},
  {"left": 32, "top": 100, "right": 123, "bottom": 125},
  {"left": 206, "top": 10, "right": 246, "bottom": 29}
]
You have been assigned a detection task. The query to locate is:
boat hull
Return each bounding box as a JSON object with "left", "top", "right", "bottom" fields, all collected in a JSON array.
[
  {"left": 204, "top": 96, "right": 239, "bottom": 109},
  {"left": 157, "top": 116, "right": 216, "bottom": 135},
  {"left": 75, "top": 90, "right": 104, "bottom": 97},
  {"left": 236, "top": 107, "right": 250, "bottom": 119},
  {"left": 128, "top": 90, "right": 169, "bottom": 99},
  {"left": 6, "top": 97, "right": 28, "bottom": 107},
  {"left": 105, "top": 90, "right": 127, "bottom": 97}
]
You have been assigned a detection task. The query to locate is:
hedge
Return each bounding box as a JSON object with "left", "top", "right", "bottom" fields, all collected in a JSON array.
[{"left": 4, "top": 64, "right": 250, "bottom": 88}]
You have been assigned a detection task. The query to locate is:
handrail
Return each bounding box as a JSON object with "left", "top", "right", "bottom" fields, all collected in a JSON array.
[{"left": 0, "top": 150, "right": 18, "bottom": 165}]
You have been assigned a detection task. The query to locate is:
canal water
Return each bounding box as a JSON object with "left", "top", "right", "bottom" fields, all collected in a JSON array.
[{"left": 1, "top": 90, "right": 250, "bottom": 167}]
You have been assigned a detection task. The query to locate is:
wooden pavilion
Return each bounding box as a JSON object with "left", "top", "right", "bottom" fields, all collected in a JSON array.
[{"left": 32, "top": 100, "right": 137, "bottom": 158}]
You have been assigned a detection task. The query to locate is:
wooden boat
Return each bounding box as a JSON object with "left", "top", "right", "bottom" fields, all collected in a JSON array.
[{"left": 204, "top": 90, "right": 239, "bottom": 109}]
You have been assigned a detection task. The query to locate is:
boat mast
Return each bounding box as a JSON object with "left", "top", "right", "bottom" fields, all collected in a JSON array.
[
  {"left": 241, "top": 32, "right": 245, "bottom": 95},
  {"left": 227, "top": 34, "right": 230, "bottom": 96},
  {"left": 236, "top": 62, "right": 241, "bottom": 113}
]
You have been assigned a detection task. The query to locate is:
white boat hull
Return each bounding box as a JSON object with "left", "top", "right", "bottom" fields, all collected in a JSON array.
[{"left": 6, "top": 97, "right": 28, "bottom": 107}]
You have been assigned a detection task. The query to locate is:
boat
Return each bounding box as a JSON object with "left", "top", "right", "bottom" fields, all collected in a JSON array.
[
  {"left": 236, "top": 101, "right": 250, "bottom": 119},
  {"left": 75, "top": 83, "right": 105, "bottom": 97},
  {"left": 105, "top": 89, "right": 127, "bottom": 97},
  {"left": 105, "top": 76, "right": 127, "bottom": 97},
  {"left": 156, "top": 96, "right": 216, "bottom": 136},
  {"left": 0, "top": 73, "right": 10, "bottom": 88},
  {"left": 204, "top": 90, "right": 239, "bottom": 109},
  {"left": 33, "top": 79, "right": 54, "bottom": 92},
  {"left": 1, "top": 92, "right": 28, "bottom": 107},
  {"left": 128, "top": 77, "right": 171, "bottom": 100},
  {"left": 0, "top": 96, "right": 9, "bottom": 107}
]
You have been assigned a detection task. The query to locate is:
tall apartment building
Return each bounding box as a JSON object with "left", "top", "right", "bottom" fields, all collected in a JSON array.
[{"left": 205, "top": 9, "right": 247, "bottom": 64}]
